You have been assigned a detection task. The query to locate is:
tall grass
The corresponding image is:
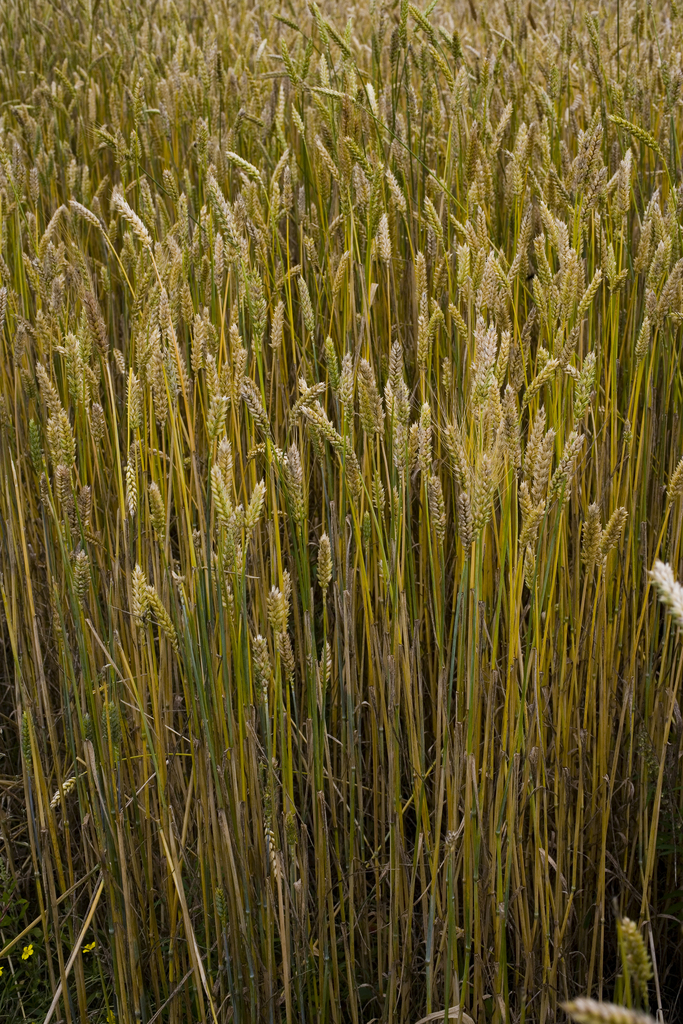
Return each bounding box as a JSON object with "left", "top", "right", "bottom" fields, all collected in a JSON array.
[{"left": 0, "top": 0, "right": 683, "bottom": 1020}]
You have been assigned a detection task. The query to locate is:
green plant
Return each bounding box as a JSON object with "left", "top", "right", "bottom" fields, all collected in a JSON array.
[{"left": 0, "top": 0, "right": 683, "bottom": 1021}]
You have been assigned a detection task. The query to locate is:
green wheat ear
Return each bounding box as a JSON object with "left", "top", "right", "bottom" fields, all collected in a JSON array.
[
  {"left": 607, "top": 114, "right": 670, "bottom": 182},
  {"left": 618, "top": 918, "right": 653, "bottom": 1010}
]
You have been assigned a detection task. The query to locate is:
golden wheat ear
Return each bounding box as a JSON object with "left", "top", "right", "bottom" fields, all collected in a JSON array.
[{"left": 562, "top": 999, "right": 656, "bottom": 1024}]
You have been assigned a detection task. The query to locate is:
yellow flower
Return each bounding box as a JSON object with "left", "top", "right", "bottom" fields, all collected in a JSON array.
[
  {"left": 0, "top": 964, "right": 4, "bottom": 976},
  {"left": 21, "top": 944, "right": 33, "bottom": 960},
  {"left": 82, "top": 941, "right": 96, "bottom": 953}
]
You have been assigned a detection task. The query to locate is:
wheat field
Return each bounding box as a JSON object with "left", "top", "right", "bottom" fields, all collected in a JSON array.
[{"left": 0, "top": 0, "right": 682, "bottom": 1021}]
